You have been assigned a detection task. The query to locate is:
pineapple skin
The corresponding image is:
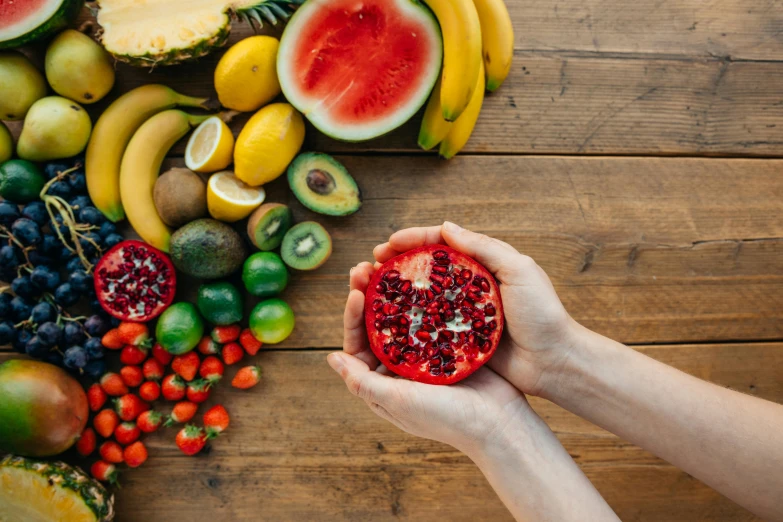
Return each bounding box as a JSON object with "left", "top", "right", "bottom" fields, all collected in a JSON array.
[{"left": 105, "top": 23, "right": 231, "bottom": 67}]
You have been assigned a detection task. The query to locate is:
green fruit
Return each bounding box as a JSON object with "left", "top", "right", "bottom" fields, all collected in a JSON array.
[
  {"left": 243, "top": 252, "right": 289, "bottom": 298},
  {"left": 0, "top": 52, "right": 47, "bottom": 121},
  {"left": 197, "top": 281, "right": 244, "bottom": 325},
  {"left": 156, "top": 302, "right": 205, "bottom": 354},
  {"left": 0, "top": 0, "right": 84, "bottom": 49},
  {"left": 0, "top": 122, "right": 14, "bottom": 163},
  {"left": 247, "top": 202, "right": 293, "bottom": 251},
  {"left": 281, "top": 221, "right": 333, "bottom": 271},
  {"left": 0, "top": 360, "right": 88, "bottom": 457},
  {"left": 170, "top": 218, "right": 248, "bottom": 279},
  {"left": 287, "top": 152, "right": 362, "bottom": 216},
  {"left": 0, "top": 159, "right": 46, "bottom": 203},
  {"left": 45, "top": 29, "right": 115, "bottom": 105},
  {"left": 249, "top": 298, "right": 295, "bottom": 344},
  {"left": 17, "top": 96, "right": 92, "bottom": 161}
]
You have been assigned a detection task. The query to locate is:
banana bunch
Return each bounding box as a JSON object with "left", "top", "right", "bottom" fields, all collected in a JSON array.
[{"left": 419, "top": 0, "right": 513, "bottom": 158}]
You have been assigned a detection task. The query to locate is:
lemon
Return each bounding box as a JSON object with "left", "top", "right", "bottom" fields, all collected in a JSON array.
[
  {"left": 185, "top": 116, "right": 234, "bottom": 173},
  {"left": 0, "top": 122, "right": 12, "bottom": 163},
  {"left": 207, "top": 170, "right": 266, "bottom": 222},
  {"left": 215, "top": 36, "right": 281, "bottom": 112},
  {"left": 234, "top": 103, "right": 305, "bottom": 187}
]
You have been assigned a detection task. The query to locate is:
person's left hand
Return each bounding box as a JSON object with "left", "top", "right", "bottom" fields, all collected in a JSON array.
[{"left": 328, "top": 262, "right": 533, "bottom": 455}]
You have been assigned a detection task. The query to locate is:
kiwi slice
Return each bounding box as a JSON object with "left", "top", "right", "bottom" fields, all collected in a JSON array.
[
  {"left": 281, "top": 221, "right": 332, "bottom": 270},
  {"left": 287, "top": 152, "right": 361, "bottom": 216},
  {"left": 247, "top": 203, "right": 293, "bottom": 251}
]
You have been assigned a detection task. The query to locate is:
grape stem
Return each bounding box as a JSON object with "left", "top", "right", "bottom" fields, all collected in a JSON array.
[{"left": 0, "top": 225, "right": 34, "bottom": 268}]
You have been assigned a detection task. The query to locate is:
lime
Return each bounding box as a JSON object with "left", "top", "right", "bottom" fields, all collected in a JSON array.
[
  {"left": 242, "top": 252, "right": 289, "bottom": 298},
  {"left": 197, "top": 281, "right": 243, "bottom": 325},
  {"left": 249, "top": 298, "right": 295, "bottom": 344},
  {"left": 0, "top": 159, "right": 45, "bottom": 203},
  {"left": 0, "top": 122, "right": 12, "bottom": 163},
  {"left": 156, "top": 302, "right": 204, "bottom": 354}
]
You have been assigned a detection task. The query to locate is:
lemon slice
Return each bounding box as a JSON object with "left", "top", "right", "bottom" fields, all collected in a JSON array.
[
  {"left": 185, "top": 116, "right": 234, "bottom": 173},
  {"left": 207, "top": 170, "right": 266, "bottom": 222}
]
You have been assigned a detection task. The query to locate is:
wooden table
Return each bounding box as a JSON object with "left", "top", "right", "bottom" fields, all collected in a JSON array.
[{"left": 4, "top": 1, "right": 783, "bottom": 520}]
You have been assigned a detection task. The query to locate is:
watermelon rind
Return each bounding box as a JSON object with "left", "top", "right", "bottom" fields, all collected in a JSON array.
[{"left": 0, "top": 0, "right": 84, "bottom": 50}]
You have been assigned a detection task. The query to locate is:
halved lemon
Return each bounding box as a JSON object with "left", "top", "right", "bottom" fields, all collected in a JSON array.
[
  {"left": 185, "top": 116, "right": 234, "bottom": 173},
  {"left": 207, "top": 170, "right": 266, "bottom": 222}
]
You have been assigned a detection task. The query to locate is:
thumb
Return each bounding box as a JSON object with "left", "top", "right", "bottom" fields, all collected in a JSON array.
[
  {"left": 441, "top": 222, "right": 528, "bottom": 282},
  {"left": 327, "top": 352, "right": 401, "bottom": 406}
]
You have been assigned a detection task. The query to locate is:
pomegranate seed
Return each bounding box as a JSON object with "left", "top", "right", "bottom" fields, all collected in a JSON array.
[
  {"left": 472, "top": 320, "right": 485, "bottom": 330},
  {"left": 384, "top": 270, "right": 400, "bottom": 282},
  {"left": 430, "top": 273, "right": 444, "bottom": 284},
  {"left": 488, "top": 320, "right": 497, "bottom": 330},
  {"left": 431, "top": 284, "right": 442, "bottom": 295},
  {"left": 375, "top": 282, "right": 386, "bottom": 293},
  {"left": 480, "top": 280, "right": 491, "bottom": 293},
  {"left": 415, "top": 330, "right": 432, "bottom": 342},
  {"left": 484, "top": 304, "right": 496, "bottom": 316},
  {"left": 399, "top": 281, "right": 412, "bottom": 294},
  {"left": 435, "top": 257, "right": 450, "bottom": 266},
  {"left": 432, "top": 265, "right": 448, "bottom": 274},
  {"left": 461, "top": 269, "right": 472, "bottom": 280}
]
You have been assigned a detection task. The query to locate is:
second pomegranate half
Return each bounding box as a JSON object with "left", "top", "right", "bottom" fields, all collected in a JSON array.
[{"left": 365, "top": 245, "right": 504, "bottom": 385}]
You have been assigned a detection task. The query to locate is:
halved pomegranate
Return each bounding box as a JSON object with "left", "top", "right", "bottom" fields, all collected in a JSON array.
[
  {"left": 365, "top": 245, "right": 504, "bottom": 385},
  {"left": 94, "top": 240, "right": 176, "bottom": 322}
]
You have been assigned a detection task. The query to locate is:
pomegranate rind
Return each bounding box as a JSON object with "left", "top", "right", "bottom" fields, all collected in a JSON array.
[{"left": 364, "top": 245, "right": 504, "bottom": 385}]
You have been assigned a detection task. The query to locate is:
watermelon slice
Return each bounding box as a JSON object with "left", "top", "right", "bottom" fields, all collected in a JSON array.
[
  {"left": 277, "top": 0, "right": 442, "bottom": 142},
  {"left": 0, "top": 0, "right": 84, "bottom": 49}
]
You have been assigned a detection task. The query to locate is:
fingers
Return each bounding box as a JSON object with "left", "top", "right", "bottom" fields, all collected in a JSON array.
[
  {"left": 343, "top": 289, "right": 368, "bottom": 355},
  {"left": 373, "top": 243, "right": 401, "bottom": 263},
  {"left": 388, "top": 226, "right": 445, "bottom": 252},
  {"left": 350, "top": 262, "right": 375, "bottom": 292},
  {"left": 441, "top": 221, "right": 527, "bottom": 282},
  {"left": 328, "top": 352, "right": 402, "bottom": 405}
]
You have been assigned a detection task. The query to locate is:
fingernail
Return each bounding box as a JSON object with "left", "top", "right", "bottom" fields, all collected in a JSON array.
[
  {"left": 327, "top": 353, "right": 345, "bottom": 373},
  {"left": 444, "top": 221, "right": 463, "bottom": 233}
]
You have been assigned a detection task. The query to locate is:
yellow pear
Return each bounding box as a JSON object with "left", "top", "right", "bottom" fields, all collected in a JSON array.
[
  {"left": 0, "top": 52, "right": 47, "bottom": 121},
  {"left": 45, "top": 30, "right": 115, "bottom": 104},
  {"left": 17, "top": 97, "right": 92, "bottom": 162}
]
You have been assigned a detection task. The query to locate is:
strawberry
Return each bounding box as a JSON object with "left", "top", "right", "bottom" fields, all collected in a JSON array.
[
  {"left": 139, "top": 381, "right": 161, "bottom": 402},
  {"left": 100, "top": 372, "right": 129, "bottom": 397},
  {"left": 120, "top": 365, "right": 144, "bottom": 387},
  {"left": 137, "top": 410, "right": 163, "bottom": 433},
  {"left": 91, "top": 461, "right": 118, "bottom": 484},
  {"left": 197, "top": 336, "right": 220, "bottom": 355},
  {"left": 239, "top": 328, "right": 263, "bottom": 355},
  {"left": 175, "top": 425, "right": 207, "bottom": 456},
  {"left": 232, "top": 365, "right": 262, "bottom": 389},
  {"left": 76, "top": 427, "right": 97, "bottom": 457},
  {"left": 99, "top": 441, "right": 124, "bottom": 464},
  {"left": 164, "top": 401, "right": 199, "bottom": 427},
  {"left": 114, "top": 421, "right": 141, "bottom": 445},
  {"left": 161, "top": 374, "right": 186, "bottom": 401},
  {"left": 199, "top": 356, "right": 224, "bottom": 383},
  {"left": 221, "top": 342, "right": 244, "bottom": 365},
  {"left": 203, "top": 405, "right": 230, "bottom": 438},
  {"left": 101, "top": 328, "right": 124, "bottom": 350},
  {"left": 87, "top": 383, "right": 107, "bottom": 412},
  {"left": 124, "top": 441, "right": 148, "bottom": 468},
  {"left": 142, "top": 358, "right": 164, "bottom": 381},
  {"left": 186, "top": 379, "right": 211, "bottom": 404},
  {"left": 152, "top": 343, "right": 173, "bottom": 365},
  {"left": 114, "top": 393, "right": 150, "bottom": 421},
  {"left": 94, "top": 409, "right": 119, "bottom": 438},
  {"left": 120, "top": 344, "right": 148, "bottom": 365},
  {"left": 211, "top": 324, "right": 241, "bottom": 344},
  {"left": 171, "top": 351, "right": 200, "bottom": 382},
  {"left": 118, "top": 321, "right": 150, "bottom": 346}
]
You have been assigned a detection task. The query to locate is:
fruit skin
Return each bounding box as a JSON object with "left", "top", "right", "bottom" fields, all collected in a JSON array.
[
  {"left": 232, "top": 365, "right": 262, "bottom": 389},
  {"left": 139, "top": 381, "right": 161, "bottom": 402},
  {"left": 234, "top": 103, "right": 305, "bottom": 187},
  {"left": 118, "top": 321, "right": 151, "bottom": 346},
  {"left": 172, "top": 351, "right": 201, "bottom": 382},
  {"left": 206, "top": 169, "right": 266, "bottom": 222},
  {"left": 137, "top": 410, "right": 163, "bottom": 433},
  {"left": 212, "top": 324, "right": 242, "bottom": 344},
  {"left": 165, "top": 401, "right": 198, "bottom": 426},
  {"left": 170, "top": 218, "right": 248, "bottom": 279},
  {"left": 186, "top": 379, "right": 211, "bottom": 403},
  {"left": 221, "top": 342, "right": 244, "bottom": 365},
  {"left": 0, "top": 122, "right": 12, "bottom": 163},
  {"left": 473, "top": 0, "right": 514, "bottom": 91},
  {"left": 114, "top": 421, "right": 140, "bottom": 446},
  {"left": 86, "top": 85, "right": 213, "bottom": 223},
  {"left": 152, "top": 343, "right": 173, "bottom": 365},
  {"left": 239, "top": 328, "right": 263, "bottom": 355},
  {"left": 197, "top": 336, "right": 221, "bottom": 355},
  {"left": 161, "top": 374, "right": 187, "bottom": 401},
  {"left": 88, "top": 384, "right": 108, "bottom": 412},
  {"left": 247, "top": 203, "right": 293, "bottom": 251},
  {"left": 142, "top": 358, "right": 165, "bottom": 381},
  {"left": 418, "top": 76, "right": 453, "bottom": 150},
  {"left": 156, "top": 302, "right": 205, "bottom": 355},
  {"left": 0, "top": 159, "right": 46, "bottom": 203},
  {"left": 114, "top": 393, "right": 150, "bottom": 421},
  {"left": 45, "top": 29, "right": 115, "bottom": 104},
  {"left": 99, "top": 441, "right": 124, "bottom": 464},
  {"left": 176, "top": 424, "right": 207, "bottom": 456},
  {"left": 197, "top": 281, "right": 244, "bottom": 325},
  {"left": 249, "top": 298, "right": 295, "bottom": 344},
  {"left": 0, "top": 0, "right": 84, "bottom": 49},
  {"left": 124, "top": 441, "right": 148, "bottom": 468},
  {"left": 120, "top": 365, "right": 144, "bottom": 387},
  {"left": 0, "top": 360, "right": 88, "bottom": 457},
  {"left": 287, "top": 153, "right": 362, "bottom": 216},
  {"left": 0, "top": 52, "right": 47, "bottom": 120},
  {"left": 243, "top": 252, "right": 289, "bottom": 297},
  {"left": 186, "top": 117, "right": 234, "bottom": 173},
  {"left": 76, "top": 427, "right": 97, "bottom": 457},
  {"left": 215, "top": 35, "right": 281, "bottom": 112},
  {"left": 93, "top": 408, "right": 119, "bottom": 438},
  {"left": 17, "top": 96, "right": 92, "bottom": 161},
  {"left": 101, "top": 329, "right": 124, "bottom": 350},
  {"left": 153, "top": 167, "right": 207, "bottom": 228},
  {"left": 439, "top": 61, "right": 486, "bottom": 159},
  {"left": 200, "top": 356, "right": 224, "bottom": 383},
  {"left": 90, "top": 460, "right": 119, "bottom": 485},
  {"left": 281, "top": 221, "right": 332, "bottom": 271},
  {"left": 203, "top": 405, "right": 230, "bottom": 438},
  {"left": 120, "top": 345, "right": 148, "bottom": 366}
]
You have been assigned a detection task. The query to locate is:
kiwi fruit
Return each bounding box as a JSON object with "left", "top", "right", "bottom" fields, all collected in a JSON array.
[
  {"left": 281, "top": 221, "right": 332, "bottom": 270},
  {"left": 247, "top": 203, "right": 293, "bottom": 251},
  {"left": 154, "top": 168, "right": 207, "bottom": 228},
  {"left": 287, "top": 152, "right": 361, "bottom": 216}
]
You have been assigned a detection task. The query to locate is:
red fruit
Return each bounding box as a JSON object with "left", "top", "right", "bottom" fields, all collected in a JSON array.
[
  {"left": 186, "top": 379, "right": 211, "bottom": 403},
  {"left": 91, "top": 461, "right": 118, "bottom": 484},
  {"left": 99, "top": 441, "right": 124, "bottom": 464},
  {"left": 114, "top": 421, "right": 141, "bottom": 445},
  {"left": 211, "top": 324, "right": 241, "bottom": 344},
  {"left": 94, "top": 240, "right": 176, "bottom": 322},
  {"left": 124, "top": 441, "right": 148, "bottom": 468},
  {"left": 221, "top": 342, "right": 244, "bottom": 365},
  {"left": 76, "top": 427, "right": 97, "bottom": 457},
  {"left": 197, "top": 336, "right": 220, "bottom": 355},
  {"left": 139, "top": 381, "right": 161, "bottom": 402},
  {"left": 199, "top": 356, "right": 224, "bottom": 383},
  {"left": 118, "top": 321, "right": 151, "bottom": 346},
  {"left": 120, "top": 344, "right": 148, "bottom": 365},
  {"left": 101, "top": 329, "right": 124, "bottom": 350},
  {"left": 87, "top": 383, "right": 107, "bottom": 412},
  {"left": 94, "top": 409, "right": 119, "bottom": 438},
  {"left": 120, "top": 365, "right": 144, "bottom": 387},
  {"left": 231, "top": 365, "right": 262, "bottom": 389},
  {"left": 114, "top": 393, "right": 150, "bottom": 421},
  {"left": 100, "top": 372, "right": 129, "bottom": 396},
  {"left": 239, "top": 328, "right": 263, "bottom": 355},
  {"left": 203, "top": 405, "right": 230, "bottom": 438},
  {"left": 171, "top": 351, "right": 200, "bottom": 382},
  {"left": 137, "top": 410, "right": 163, "bottom": 433},
  {"left": 161, "top": 374, "right": 186, "bottom": 401},
  {"left": 175, "top": 425, "right": 206, "bottom": 456},
  {"left": 364, "top": 245, "right": 505, "bottom": 385},
  {"left": 152, "top": 343, "right": 173, "bottom": 365},
  {"left": 164, "top": 401, "right": 198, "bottom": 426},
  {"left": 142, "top": 358, "right": 164, "bottom": 381}
]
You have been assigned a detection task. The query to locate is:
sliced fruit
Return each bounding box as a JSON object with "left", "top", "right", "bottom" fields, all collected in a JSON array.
[
  {"left": 17, "top": 97, "right": 92, "bottom": 162},
  {"left": 247, "top": 203, "right": 293, "bottom": 251},
  {"left": 215, "top": 35, "right": 281, "bottom": 112},
  {"left": 281, "top": 221, "right": 332, "bottom": 270},
  {"left": 0, "top": 160, "right": 46, "bottom": 204},
  {"left": 156, "top": 302, "right": 205, "bottom": 355},
  {"left": 0, "top": 52, "right": 47, "bottom": 120},
  {"left": 45, "top": 29, "right": 115, "bottom": 104},
  {"left": 242, "top": 252, "right": 288, "bottom": 297},
  {"left": 185, "top": 116, "right": 234, "bottom": 173},
  {"left": 249, "top": 298, "right": 295, "bottom": 344},
  {"left": 153, "top": 168, "right": 208, "bottom": 228},
  {"left": 207, "top": 170, "right": 266, "bottom": 222},
  {"left": 0, "top": 0, "right": 83, "bottom": 49},
  {"left": 287, "top": 153, "right": 361, "bottom": 216},
  {"left": 277, "top": 0, "right": 442, "bottom": 141},
  {"left": 169, "top": 218, "right": 248, "bottom": 279},
  {"left": 0, "top": 122, "right": 12, "bottom": 163},
  {"left": 197, "top": 281, "right": 244, "bottom": 326}
]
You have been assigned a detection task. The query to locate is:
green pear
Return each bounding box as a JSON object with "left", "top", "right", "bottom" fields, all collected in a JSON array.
[
  {"left": 17, "top": 96, "right": 92, "bottom": 162},
  {"left": 0, "top": 52, "right": 47, "bottom": 121},
  {"left": 45, "top": 30, "right": 116, "bottom": 104}
]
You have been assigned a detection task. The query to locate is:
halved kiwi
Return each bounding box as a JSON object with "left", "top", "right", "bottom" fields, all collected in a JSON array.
[
  {"left": 287, "top": 152, "right": 361, "bottom": 216},
  {"left": 281, "top": 221, "right": 332, "bottom": 270},
  {"left": 247, "top": 203, "right": 293, "bottom": 251}
]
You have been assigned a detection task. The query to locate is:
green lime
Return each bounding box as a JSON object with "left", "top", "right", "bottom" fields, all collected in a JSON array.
[
  {"left": 155, "top": 302, "right": 204, "bottom": 354},
  {"left": 242, "top": 252, "right": 289, "bottom": 298},
  {"left": 0, "top": 122, "right": 12, "bottom": 164},
  {"left": 197, "top": 281, "right": 243, "bottom": 325},
  {"left": 249, "top": 298, "right": 295, "bottom": 344},
  {"left": 0, "top": 159, "right": 45, "bottom": 203}
]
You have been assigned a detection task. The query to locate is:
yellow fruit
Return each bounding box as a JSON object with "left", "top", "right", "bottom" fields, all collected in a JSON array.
[
  {"left": 473, "top": 0, "right": 514, "bottom": 91},
  {"left": 0, "top": 122, "right": 12, "bottom": 164},
  {"left": 17, "top": 97, "right": 92, "bottom": 162},
  {"left": 45, "top": 30, "right": 116, "bottom": 104},
  {"left": 0, "top": 52, "right": 47, "bottom": 121},
  {"left": 207, "top": 170, "right": 266, "bottom": 222},
  {"left": 234, "top": 103, "right": 305, "bottom": 187},
  {"left": 215, "top": 36, "right": 281, "bottom": 112},
  {"left": 185, "top": 116, "right": 234, "bottom": 173},
  {"left": 418, "top": 76, "right": 453, "bottom": 150},
  {"left": 440, "top": 61, "right": 485, "bottom": 159}
]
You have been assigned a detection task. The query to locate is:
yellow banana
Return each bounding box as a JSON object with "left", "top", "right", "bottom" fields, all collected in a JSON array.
[
  {"left": 418, "top": 77, "right": 453, "bottom": 150},
  {"left": 119, "top": 110, "right": 211, "bottom": 252},
  {"left": 473, "top": 0, "right": 514, "bottom": 91},
  {"left": 439, "top": 62, "right": 485, "bottom": 159},
  {"left": 422, "top": 0, "right": 482, "bottom": 121},
  {"left": 86, "top": 85, "right": 213, "bottom": 223}
]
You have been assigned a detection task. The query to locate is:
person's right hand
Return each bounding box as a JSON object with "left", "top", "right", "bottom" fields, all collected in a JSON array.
[{"left": 373, "top": 222, "right": 578, "bottom": 398}]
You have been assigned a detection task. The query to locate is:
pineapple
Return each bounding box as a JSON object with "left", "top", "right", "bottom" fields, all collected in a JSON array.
[
  {"left": 95, "top": 0, "right": 304, "bottom": 67},
  {"left": 0, "top": 455, "right": 115, "bottom": 522}
]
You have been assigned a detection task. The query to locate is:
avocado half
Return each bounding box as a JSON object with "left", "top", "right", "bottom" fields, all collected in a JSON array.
[{"left": 287, "top": 152, "right": 361, "bottom": 216}]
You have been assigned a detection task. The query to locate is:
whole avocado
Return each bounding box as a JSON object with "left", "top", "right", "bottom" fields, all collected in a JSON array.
[{"left": 170, "top": 218, "right": 248, "bottom": 279}]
